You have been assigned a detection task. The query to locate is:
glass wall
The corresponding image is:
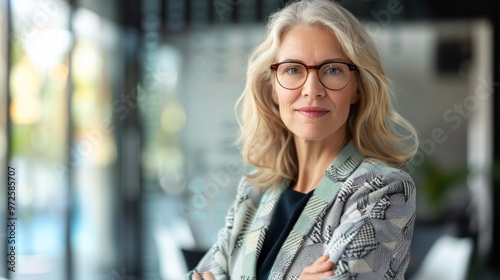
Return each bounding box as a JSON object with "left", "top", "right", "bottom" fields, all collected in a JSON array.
[
  {"left": 9, "top": 0, "right": 71, "bottom": 278},
  {"left": 6, "top": 1, "right": 121, "bottom": 279}
]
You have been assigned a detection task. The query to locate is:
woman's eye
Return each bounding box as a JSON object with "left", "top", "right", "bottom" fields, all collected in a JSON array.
[
  {"left": 285, "top": 67, "right": 300, "bottom": 75},
  {"left": 326, "top": 67, "right": 342, "bottom": 75}
]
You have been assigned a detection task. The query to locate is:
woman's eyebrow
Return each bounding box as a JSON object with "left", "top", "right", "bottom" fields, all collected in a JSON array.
[
  {"left": 279, "top": 58, "right": 304, "bottom": 63},
  {"left": 320, "top": 58, "right": 349, "bottom": 64}
]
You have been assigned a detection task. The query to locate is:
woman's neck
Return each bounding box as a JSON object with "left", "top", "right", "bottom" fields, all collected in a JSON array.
[{"left": 292, "top": 133, "right": 347, "bottom": 193}]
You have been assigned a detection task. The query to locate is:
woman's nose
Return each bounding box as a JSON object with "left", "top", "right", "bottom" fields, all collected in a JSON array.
[{"left": 301, "top": 71, "right": 326, "bottom": 98}]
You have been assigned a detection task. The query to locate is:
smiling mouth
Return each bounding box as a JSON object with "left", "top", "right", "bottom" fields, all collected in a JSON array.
[{"left": 295, "top": 107, "right": 330, "bottom": 118}]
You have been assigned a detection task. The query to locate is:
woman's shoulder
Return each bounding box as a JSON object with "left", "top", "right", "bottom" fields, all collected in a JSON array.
[
  {"left": 342, "top": 157, "right": 415, "bottom": 197},
  {"left": 354, "top": 157, "right": 414, "bottom": 182}
]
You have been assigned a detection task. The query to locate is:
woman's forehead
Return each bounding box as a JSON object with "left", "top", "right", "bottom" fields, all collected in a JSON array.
[{"left": 276, "top": 25, "right": 346, "bottom": 62}]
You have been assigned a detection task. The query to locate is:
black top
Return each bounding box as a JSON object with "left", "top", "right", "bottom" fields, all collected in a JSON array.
[{"left": 256, "top": 187, "right": 313, "bottom": 279}]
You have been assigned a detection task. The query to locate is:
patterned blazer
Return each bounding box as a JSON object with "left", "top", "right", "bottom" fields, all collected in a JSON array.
[{"left": 186, "top": 141, "right": 416, "bottom": 279}]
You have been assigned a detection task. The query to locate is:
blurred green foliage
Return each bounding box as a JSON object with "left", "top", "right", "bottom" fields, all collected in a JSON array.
[{"left": 418, "top": 158, "right": 500, "bottom": 211}]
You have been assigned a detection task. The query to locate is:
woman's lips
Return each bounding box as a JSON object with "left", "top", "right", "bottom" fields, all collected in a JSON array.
[{"left": 295, "top": 107, "right": 330, "bottom": 118}]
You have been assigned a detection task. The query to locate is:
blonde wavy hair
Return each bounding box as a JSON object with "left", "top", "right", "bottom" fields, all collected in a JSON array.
[{"left": 236, "top": 0, "right": 418, "bottom": 189}]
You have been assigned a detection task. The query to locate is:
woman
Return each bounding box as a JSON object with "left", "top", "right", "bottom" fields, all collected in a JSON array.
[{"left": 187, "top": 0, "right": 418, "bottom": 279}]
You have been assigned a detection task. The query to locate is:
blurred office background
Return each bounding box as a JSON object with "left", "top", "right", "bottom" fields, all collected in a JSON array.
[{"left": 0, "top": 0, "right": 499, "bottom": 279}]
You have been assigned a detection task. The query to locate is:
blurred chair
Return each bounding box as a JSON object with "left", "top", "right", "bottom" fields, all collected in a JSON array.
[
  {"left": 409, "top": 235, "right": 473, "bottom": 280},
  {"left": 154, "top": 219, "right": 196, "bottom": 280}
]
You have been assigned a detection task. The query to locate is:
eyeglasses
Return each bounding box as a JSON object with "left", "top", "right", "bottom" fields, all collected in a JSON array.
[{"left": 270, "top": 61, "right": 358, "bottom": 91}]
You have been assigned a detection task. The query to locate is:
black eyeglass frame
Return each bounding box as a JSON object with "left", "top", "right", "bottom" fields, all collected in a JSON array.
[{"left": 270, "top": 61, "right": 359, "bottom": 91}]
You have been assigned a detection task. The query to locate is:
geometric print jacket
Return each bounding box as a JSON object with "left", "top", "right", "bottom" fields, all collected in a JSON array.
[{"left": 186, "top": 141, "right": 416, "bottom": 279}]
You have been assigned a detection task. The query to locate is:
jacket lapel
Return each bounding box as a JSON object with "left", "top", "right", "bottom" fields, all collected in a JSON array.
[{"left": 240, "top": 180, "right": 287, "bottom": 279}]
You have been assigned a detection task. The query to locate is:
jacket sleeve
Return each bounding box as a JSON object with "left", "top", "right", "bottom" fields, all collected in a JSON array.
[
  {"left": 325, "top": 170, "right": 416, "bottom": 280},
  {"left": 185, "top": 177, "right": 256, "bottom": 280}
]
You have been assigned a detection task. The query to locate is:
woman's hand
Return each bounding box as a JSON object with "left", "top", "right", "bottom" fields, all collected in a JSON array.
[
  {"left": 192, "top": 270, "right": 214, "bottom": 280},
  {"left": 299, "top": 254, "right": 335, "bottom": 280}
]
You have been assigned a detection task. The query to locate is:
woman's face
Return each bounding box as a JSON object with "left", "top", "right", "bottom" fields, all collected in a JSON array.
[{"left": 273, "top": 25, "right": 359, "bottom": 142}]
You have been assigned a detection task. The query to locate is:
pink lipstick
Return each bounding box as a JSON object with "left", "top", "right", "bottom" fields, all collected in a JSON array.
[{"left": 296, "top": 107, "right": 329, "bottom": 118}]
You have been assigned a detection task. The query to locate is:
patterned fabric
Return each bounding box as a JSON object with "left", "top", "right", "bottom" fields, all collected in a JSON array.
[{"left": 185, "top": 141, "right": 416, "bottom": 280}]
